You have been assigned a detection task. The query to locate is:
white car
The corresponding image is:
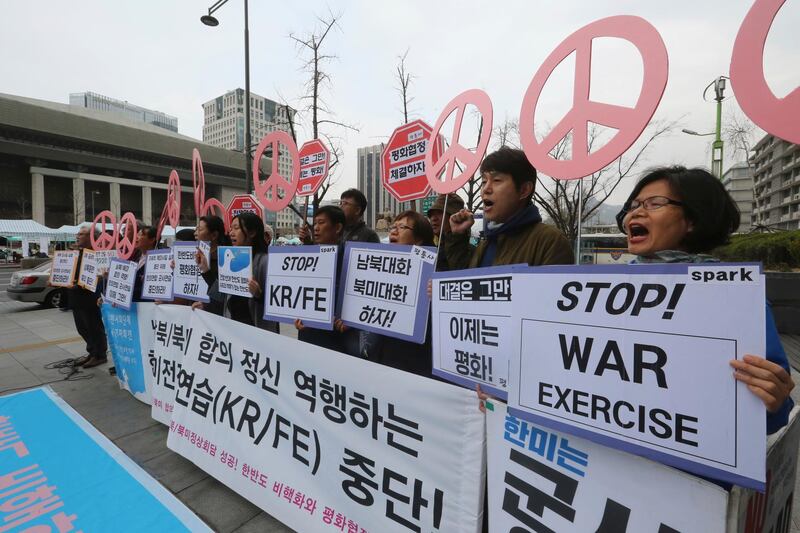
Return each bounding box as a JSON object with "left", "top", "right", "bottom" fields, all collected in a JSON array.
[{"left": 7, "top": 261, "right": 66, "bottom": 307}]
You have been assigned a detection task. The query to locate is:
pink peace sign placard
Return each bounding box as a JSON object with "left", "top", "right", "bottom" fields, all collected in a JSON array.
[
  {"left": 253, "top": 131, "right": 300, "bottom": 212},
  {"left": 156, "top": 170, "right": 182, "bottom": 241},
  {"left": 425, "top": 89, "right": 493, "bottom": 194},
  {"left": 91, "top": 210, "right": 117, "bottom": 251},
  {"left": 116, "top": 212, "right": 138, "bottom": 260},
  {"left": 730, "top": 0, "right": 800, "bottom": 144},
  {"left": 192, "top": 148, "right": 228, "bottom": 229},
  {"left": 519, "top": 15, "right": 668, "bottom": 180}
]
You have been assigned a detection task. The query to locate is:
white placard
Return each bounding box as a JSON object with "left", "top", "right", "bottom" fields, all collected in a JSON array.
[
  {"left": 264, "top": 245, "right": 338, "bottom": 330},
  {"left": 487, "top": 401, "right": 727, "bottom": 532},
  {"left": 49, "top": 250, "right": 80, "bottom": 287},
  {"left": 104, "top": 258, "right": 137, "bottom": 310},
  {"left": 77, "top": 249, "right": 99, "bottom": 292},
  {"left": 507, "top": 263, "right": 766, "bottom": 489},
  {"left": 94, "top": 249, "right": 118, "bottom": 273},
  {"left": 217, "top": 246, "right": 253, "bottom": 298},
  {"left": 167, "top": 309, "right": 484, "bottom": 533},
  {"left": 142, "top": 249, "right": 174, "bottom": 301},
  {"left": 172, "top": 242, "right": 209, "bottom": 302}
]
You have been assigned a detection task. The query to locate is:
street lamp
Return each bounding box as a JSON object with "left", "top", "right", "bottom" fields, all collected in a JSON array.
[
  {"left": 686, "top": 76, "right": 727, "bottom": 180},
  {"left": 90, "top": 190, "right": 101, "bottom": 221},
  {"left": 202, "top": 0, "right": 253, "bottom": 193}
]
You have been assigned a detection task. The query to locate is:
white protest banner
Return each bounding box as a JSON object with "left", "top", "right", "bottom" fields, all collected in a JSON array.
[
  {"left": 432, "top": 266, "right": 518, "bottom": 398},
  {"left": 264, "top": 245, "right": 338, "bottom": 330},
  {"left": 77, "top": 249, "right": 99, "bottom": 292},
  {"left": 173, "top": 241, "right": 209, "bottom": 302},
  {"left": 49, "top": 250, "right": 80, "bottom": 287},
  {"left": 217, "top": 246, "right": 252, "bottom": 298},
  {"left": 104, "top": 258, "right": 137, "bottom": 310},
  {"left": 487, "top": 401, "right": 728, "bottom": 532},
  {"left": 337, "top": 242, "right": 436, "bottom": 342},
  {"left": 167, "top": 309, "right": 484, "bottom": 533},
  {"left": 141, "top": 248, "right": 174, "bottom": 301},
  {"left": 146, "top": 305, "right": 196, "bottom": 425},
  {"left": 507, "top": 263, "right": 766, "bottom": 489}
]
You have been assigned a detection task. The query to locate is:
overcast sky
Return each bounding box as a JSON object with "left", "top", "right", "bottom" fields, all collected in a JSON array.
[{"left": 1, "top": 1, "right": 797, "bottom": 205}]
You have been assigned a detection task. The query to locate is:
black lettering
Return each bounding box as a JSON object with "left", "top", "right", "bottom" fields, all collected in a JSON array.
[
  {"left": 559, "top": 334, "right": 593, "bottom": 373},
  {"left": 634, "top": 344, "right": 668, "bottom": 389},
  {"left": 648, "top": 408, "right": 673, "bottom": 440},
  {"left": 630, "top": 283, "right": 667, "bottom": 316},
  {"left": 595, "top": 340, "right": 630, "bottom": 382},
  {"left": 606, "top": 283, "right": 635, "bottom": 314},
  {"left": 557, "top": 281, "right": 581, "bottom": 311},
  {"left": 612, "top": 400, "right": 635, "bottom": 429},
  {"left": 675, "top": 414, "right": 699, "bottom": 447},
  {"left": 584, "top": 282, "right": 612, "bottom": 312},
  {"left": 539, "top": 382, "right": 554, "bottom": 407},
  {"left": 591, "top": 395, "right": 611, "bottom": 424}
]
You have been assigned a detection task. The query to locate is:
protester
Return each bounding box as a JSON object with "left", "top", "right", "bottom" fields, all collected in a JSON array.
[
  {"left": 339, "top": 189, "right": 380, "bottom": 244},
  {"left": 224, "top": 212, "right": 279, "bottom": 333},
  {"left": 264, "top": 223, "right": 274, "bottom": 245},
  {"left": 70, "top": 226, "right": 108, "bottom": 369},
  {"left": 427, "top": 192, "right": 465, "bottom": 271},
  {"left": 389, "top": 210, "right": 435, "bottom": 246},
  {"left": 616, "top": 166, "right": 794, "bottom": 433},
  {"left": 446, "top": 147, "right": 573, "bottom": 268},
  {"left": 194, "top": 215, "right": 230, "bottom": 315},
  {"left": 132, "top": 225, "right": 157, "bottom": 302}
]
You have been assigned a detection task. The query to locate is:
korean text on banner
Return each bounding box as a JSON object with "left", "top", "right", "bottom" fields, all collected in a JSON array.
[
  {"left": 264, "top": 245, "right": 338, "bottom": 330},
  {"left": 49, "top": 250, "right": 80, "bottom": 287},
  {"left": 338, "top": 243, "right": 436, "bottom": 342},
  {"left": 101, "top": 302, "right": 153, "bottom": 405},
  {"left": 147, "top": 305, "right": 196, "bottom": 425},
  {"left": 167, "top": 310, "right": 485, "bottom": 533},
  {"left": 173, "top": 241, "right": 209, "bottom": 302},
  {"left": 77, "top": 249, "right": 99, "bottom": 292},
  {"left": 217, "top": 246, "right": 253, "bottom": 298},
  {"left": 104, "top": 258, "right": 137, "bottom": 310},
  {"left": 142, "top": 249, "right": 174, "bottom": 301},
  {"left": 432, "top": 266, "right": 519, "bottom": 399},
  {"left": 507, "top": 263, "right": 767, "bottom": 489},
  {"left": 487, "top": 401, "right": 727, "bottom": 533}
]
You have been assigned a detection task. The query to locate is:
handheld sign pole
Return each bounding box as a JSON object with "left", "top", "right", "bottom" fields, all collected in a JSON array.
[
  {"left": 433, "top": 194, "right": 449, "bottom": 272},
  {"left": 575, "top": 178, "right": 583, "bottom": 265}
]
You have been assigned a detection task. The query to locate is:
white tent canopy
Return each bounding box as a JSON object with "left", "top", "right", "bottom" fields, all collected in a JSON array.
[{"left": 0, "top": 219, "right": 61, "bottom": 240}]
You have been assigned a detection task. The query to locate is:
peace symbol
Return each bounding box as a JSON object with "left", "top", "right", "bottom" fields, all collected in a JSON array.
[
  {"left": 116, "top": 212, "right": 138, "bottom": 260},
  {"left": 426, "top": 89, "right": 493, "bottom": 194},
  {"left": 192, "top": 148, "right": 207, "bottom": 218},
  {"left": 252, "top": 131, "right": 300, "bottom": 212},
  {"left": 518, "top": 15, "right": 668, "bottom": 179},
  {"left": 90, "top": 210, "right": 117, "bottom": 251}
]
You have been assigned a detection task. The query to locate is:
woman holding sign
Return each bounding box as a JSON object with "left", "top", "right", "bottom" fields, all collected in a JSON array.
[
  {"left": 194, "top": 215, "right": 230, "bottom": 316},
  {"left": 616, "top": 166, "right": 794, "bottom": 433}
]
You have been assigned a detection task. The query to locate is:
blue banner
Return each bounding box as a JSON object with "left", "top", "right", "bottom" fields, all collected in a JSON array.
[{"left": 101, "top": 302, "right": 147, "bottom": 398}]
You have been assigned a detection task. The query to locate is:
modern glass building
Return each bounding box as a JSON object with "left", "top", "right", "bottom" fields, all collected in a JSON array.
[{"left": 69, "top": 91, "right": 178, "bottom": 133}]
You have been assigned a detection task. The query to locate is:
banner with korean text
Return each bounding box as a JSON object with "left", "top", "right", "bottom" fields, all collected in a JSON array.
[
  {"left": 167, "top": 309, "right": 484, "bottom": 533},
  {"left": 507, "top": 263, "right": 766, "bottom": 489},
  {"left": 101, "top": 302, "right": 156, "bottom": 405},
  {"left": 142, "top": 248, "right": 174, "bottom": 301},
  {"left": 487, "top": 401, "right": 727, "bottom": 532}
]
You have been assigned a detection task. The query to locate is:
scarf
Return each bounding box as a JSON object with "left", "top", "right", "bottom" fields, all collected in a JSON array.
[
  {"left": 480, "top": 204, "right": 542, "bottom": 267},
  {"left": 630, "top": 250, "right": 719, "bottom": 264}
]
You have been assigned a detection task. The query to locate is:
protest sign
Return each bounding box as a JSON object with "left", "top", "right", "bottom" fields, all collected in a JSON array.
[
  {"left": 217, "top": 246, "right": 252, "bottom": 298},
  {"left": 141, "top": 248, "right": 174, "bottom": 301},
  {"left": 0, "top": 387, "right": 210, "bottom": 532},
  {"left": 432, "top": 266, "right": 518, "bottom": 398},
  {"left": 173, "top": 241, "right": 209, "bottom": 302},
  {"left": 94, "top": 249, "right": 118, "bottom": 273},
  {"left": 338, "top": 243, "right": 436, "bottom": 342},
  {"left": 264, "top": 245, "right": 338, "bottom": 330},
  {"left": 487, "top": 401, "right": 728, "bottom": 532},
  {"left": 146, "top": 305, "right": 196, "bottom": 425},
  {"left": 49, "top": 250, "right": 79, "bottom": 287},
  {"left": 382, "top": 120, "right": 442, "bottom": 202},
  {"left": 167, "top": 309, "right": 484, "bottom": 533},
  {"left": 104, "top": 258, "right": 137, "bottom": 310},
  {"left": 101, "top": 302, "right": 154, "bottom": 405},
  {"left": 507, "top": 263, "right": 767, "bottom": 489},
  {"left": 77, "top": 248, "right": 99, "bottom": 292},
  {"left": 297, "top": 139, "right": 330, "bottom": 197}
]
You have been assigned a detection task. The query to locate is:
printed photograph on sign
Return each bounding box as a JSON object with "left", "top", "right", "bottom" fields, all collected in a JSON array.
[
  {"left": 49, "top": 250, "right": 80, "bottom": 288},
  {"left": 141, "top": 248, "right": 174, "bottom": 301},
  {"left": 217, "top": 246, "right": 253, "bottom": 298}
]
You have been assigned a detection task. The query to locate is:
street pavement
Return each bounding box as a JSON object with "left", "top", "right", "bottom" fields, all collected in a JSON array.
[{"left": 1, "top": 282, "right": 799, "bottom": 531}]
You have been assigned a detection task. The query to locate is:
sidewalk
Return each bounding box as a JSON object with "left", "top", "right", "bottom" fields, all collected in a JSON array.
[{"left": 1, "top": 299, "right": 799, "bottom": 532}]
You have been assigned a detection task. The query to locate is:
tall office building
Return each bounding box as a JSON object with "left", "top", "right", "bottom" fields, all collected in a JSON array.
[
  {"left": 357, "top": 143, "right": 400, "bottom": 229},
  {"left": 69, "top": 91, "right": 178, "bottom": 132},
  {"left": 721, "top": 162, "right": 754, "bottom": 232},
  {"left": 202, "top": 89, "right": 300, "bottom": 234},
  {"left": 751, "top": 133, "right": 800, "bottom": 230}
]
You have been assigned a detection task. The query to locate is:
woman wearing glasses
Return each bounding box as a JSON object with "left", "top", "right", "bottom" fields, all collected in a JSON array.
[{"left": 616, "top": 166, "right": 794, "bottom": 433}]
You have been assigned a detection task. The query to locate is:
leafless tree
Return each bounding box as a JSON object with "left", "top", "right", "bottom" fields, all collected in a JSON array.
[
  {"left": 395, "top": 49, "right": 414, "bottom": 124},
  {"left": 724, "top": 108, "right": 761, "bottom": 231}
]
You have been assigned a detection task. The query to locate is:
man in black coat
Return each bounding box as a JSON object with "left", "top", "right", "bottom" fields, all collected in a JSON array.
[{"left": 71, "top": 226, "right": 108, "bottom": 368}]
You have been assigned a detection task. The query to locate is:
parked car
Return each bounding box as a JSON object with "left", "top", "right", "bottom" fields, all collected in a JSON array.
[{"left": 7, "top": 261, "right": 66, "bottom": 308}]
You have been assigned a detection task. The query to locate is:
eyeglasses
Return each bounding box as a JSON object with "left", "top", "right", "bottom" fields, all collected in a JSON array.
[
  {"left": 389, "top": 224, "right": 414, "bottom": 232},
  {"left": 622, "top": 196, "right": 683, "bottom": 215}
]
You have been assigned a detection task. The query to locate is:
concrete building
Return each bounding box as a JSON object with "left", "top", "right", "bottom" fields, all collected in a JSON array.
[
  {"left": 751, "top": 134, "right": 800, "bottom": 230},
  {"left": 202, "top": 89, "right": 299, "bottom": 234},
  {"left": 69, "top": 91, "right": 178, "bottom": 133},
  {"left": 357, "top": 143, "right": 400, "bottom": 229},
  {"left": 0, "top": 93, "right": 252, "bottom": 228},
  {"left": 721, "top": 162, "right": 754, "bottom": 232}
]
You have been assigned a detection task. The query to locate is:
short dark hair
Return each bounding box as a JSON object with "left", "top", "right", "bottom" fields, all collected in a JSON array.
[
  {"left": 480, "top": 147, "right": 537, "bottom": 202},
  {"left": 616, "top": 166, "right": 740, "bottom": 253},
  {"left": 234, "top": 212, "right": 268, "bottom": 253},
  {"left": 395, "top": 210, "right": 435, "bottom": 247},
  {"left": 341, "top": 188, "right": 367, "bottom": 216},
  {"left": 138, "top": 225, "right": 157, "bottom": 240},
  {"left": 315, "top": 205, "right": 346, "bottom": 228},
  {"left": 175, "top": 228, "right": 196, "bottom": 241},
  {"left": 199, "top": 215, "right": 231, "bottom": 246}
]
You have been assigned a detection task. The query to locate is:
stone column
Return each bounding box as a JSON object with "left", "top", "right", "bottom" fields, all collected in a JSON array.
[
  {"left": 72, "top": 177, "right": 86, "bottom": 223},
  {"left": 31, "top": 173, "right": 45, "bottom": 224},
  {"left": 142, "top": 186, "right": 152, "bottom": 224},
  {"left": 110, "top": 182, "right": 121, "bottom": 219}
]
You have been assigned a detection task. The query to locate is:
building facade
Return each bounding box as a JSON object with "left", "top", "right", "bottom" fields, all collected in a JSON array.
[
  {"left": 69, "top": 91, "right": 178, "bottom": 133},
  {"left": 357, "top": 143, "right": 400, "bottom": 229},
  {"left": 721, "top": 162, "right": 754, "bottom": 233},
  {"left": 751, "top": 134, "right": 800, "bottom": 230},
  {"left": 202, "top": 89, "right": 299, "bottom": 234}
]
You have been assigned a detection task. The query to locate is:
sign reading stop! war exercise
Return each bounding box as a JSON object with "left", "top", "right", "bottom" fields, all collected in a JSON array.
[
  {"left": 507, "top": 263, "right": 767, "bottom": 490},
  {"left": 432, "top": 266, "right": 520, "bottom": 399},
  {"left": 263, "top": 245, "right": 338, "bottom": 330},
  {"left": 338, "top": 243, "right": 436, "bottom": 343},
  {"left": 49, "top": 250, "right": 80, "bottom": 288}
]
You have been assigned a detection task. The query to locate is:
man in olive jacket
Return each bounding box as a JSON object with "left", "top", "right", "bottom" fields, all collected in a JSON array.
[{"left": 445, "top": 147, "right": 573, "bottom": 268}]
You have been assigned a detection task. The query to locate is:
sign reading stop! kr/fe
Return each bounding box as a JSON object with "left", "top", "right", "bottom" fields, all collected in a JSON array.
[
  {"left": 382, "top": 119, "right": 443, "bottom": 202},
  {"left": 226, "top": 194, "right": 265, "bottom": 222},
  {"left": 297, "top": 139, "right": 331, "bottom": 197}
]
